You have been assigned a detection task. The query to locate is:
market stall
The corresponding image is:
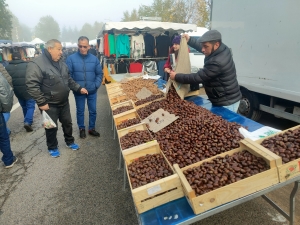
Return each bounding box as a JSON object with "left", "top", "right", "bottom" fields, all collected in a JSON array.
[
  {"left": 97, "top": 21, "right": 197, "bottom": 80},
  {"left": 104, "top": 75, "right": 300, "bottom": 225}
]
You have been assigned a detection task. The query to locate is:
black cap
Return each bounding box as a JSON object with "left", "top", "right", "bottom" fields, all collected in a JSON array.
[
  {"left": 12, "top": 52, "right": 21, "bottom": 60},
  {"left": 199, "top": 30, "right": 222, "bottom": 43}
]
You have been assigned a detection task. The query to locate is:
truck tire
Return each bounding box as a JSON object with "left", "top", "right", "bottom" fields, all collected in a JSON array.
[{"left": 238, "top": 88, "right": 262, "bottom": 121}]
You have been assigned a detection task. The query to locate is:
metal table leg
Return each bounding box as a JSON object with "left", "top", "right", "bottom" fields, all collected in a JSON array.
[
  {"left": 118, "top": 148, "right": 122, "bottom": 170},
  {"left": 290, "top": 181, "right": 300, "bottom": 225},
  {"left": 123, "top": 165, "right": 127, "bottom": 191},
  {"left": 114, "top": 125, "right": 116, "bottom": 140},
  {"left": 262, "top": 180, "right": 300, "bottom": 225},
  {"left": 111, "top": 115, "right": 114, "bottom": 130}
]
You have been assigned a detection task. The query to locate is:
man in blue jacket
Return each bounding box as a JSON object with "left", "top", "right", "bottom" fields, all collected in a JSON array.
[{"left": 66, "top": 36, "right": 103, "bottom": 138}]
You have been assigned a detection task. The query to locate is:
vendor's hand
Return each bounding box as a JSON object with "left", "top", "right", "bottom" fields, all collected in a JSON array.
[
  {"left": 169, "top": 70, "right": 177, "bottom": 80},
  {"left": 80, "top": 88, "right": 88, "bottom": 95},
  {"left": 39, "top": 104, "right": 49, "bottom": 111},
  {"left": 164, "top": 68, "right": 171, "bottom": 73},
  {"left": 182, "top": 34, "right": 190, "bottom": 42}
]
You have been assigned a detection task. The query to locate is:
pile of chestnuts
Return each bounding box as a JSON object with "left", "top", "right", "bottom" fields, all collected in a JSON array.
[
  {"left": 128, "top": 153, "right": 173, "bottom": 189},
  {"left": 260, "top": 128, "right": 300, "bottom": 163},
  {"left": 117, "top": 118, "right": 141, "bottom": 130},
  {"left": 120, "top": 130, "right": 153, "bottom": 150},
  {"left": 112, "top": 105, "right": 134, "bottom": 115},
  {"left": 183, "top": 150, "right": 268, "bottom": 196}
]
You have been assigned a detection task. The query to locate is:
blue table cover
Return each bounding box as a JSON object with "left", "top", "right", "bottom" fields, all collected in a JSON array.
[{"left": 139, "top": 79, "right": 264, "bottom": 224}]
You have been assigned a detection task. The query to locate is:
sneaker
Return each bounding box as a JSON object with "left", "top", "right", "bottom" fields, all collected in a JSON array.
[
  {"left": 80, "top": 129, "right": 86, "bottom": 139},
  {"left": 5, "top": 156, "right": 18, "bottom": 169},
  {"left": 48, "top": 149, "right": 60, "bottom": 158},
  {"left": 88, "top": 129, "right": 100, "bottom": 137},
  {"left": 24, "top": 123, "right": 33, "bottom": 132},
  {"left": 66, "top": 143, "right": 80, "bottom": 151}
]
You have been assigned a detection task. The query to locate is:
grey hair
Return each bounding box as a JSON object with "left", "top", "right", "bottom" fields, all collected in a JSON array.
[
  {"left": 78, "top": 36, "right": 89, "bottom": 43},
  {"left": 45, "top": 39, "right": 61, "bottom": 49}
]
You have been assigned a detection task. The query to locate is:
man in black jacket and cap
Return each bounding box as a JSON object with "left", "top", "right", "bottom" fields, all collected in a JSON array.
[
  {"left": 6, "top": 52, "right": 35, "bottom": 132},
  {"left": 169, "top": 30, "right": 241, "bottom": 112},
  {"left": 26, "top": 39, "right": 88, "bottom": 158}
]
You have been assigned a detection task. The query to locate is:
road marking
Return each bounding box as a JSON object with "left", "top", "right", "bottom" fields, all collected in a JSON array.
[{"left": 11, "top": 102, "right": 20, "bottom": 112}]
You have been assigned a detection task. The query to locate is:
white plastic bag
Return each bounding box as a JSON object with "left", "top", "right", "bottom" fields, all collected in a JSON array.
[{"left": 42, "top": 110, "right": 56, "bottom": 129}]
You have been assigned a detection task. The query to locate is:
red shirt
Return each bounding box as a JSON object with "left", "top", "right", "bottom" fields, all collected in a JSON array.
[{"left": 129, "top": 62, "right": 143, "bottom": 73}]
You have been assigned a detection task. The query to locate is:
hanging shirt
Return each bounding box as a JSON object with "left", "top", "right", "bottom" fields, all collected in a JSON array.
[
  {"left": 116, "top": 60, "right": 129, "bottom": 74},
  {"left": 156, "top": 34, "right": 171, "bottom": 57},
  {"left": 131, "top": 34, "right": 145, "bottom": 60},
  {"left": 98, "top": 37, "right": 104, "bottom": 53},
  {"left": 142, "top": 60, "right": 157, "bottom": 73},
  {"left": 144, "top": 33, "right": 155, "bottom": 57},
  {"left": 116, "top": 34, "right": 130, "bottom": 57},
  {"left": 129, "top": 62, "right": 143, "bottom": 73},
  {"left": 108, "top": 34, "right": 116, "bottom": 55},
  {"left": 104, "top": 34, "right": 109, "bottom": 57},
  {"left": 26, "top": 48, "right": 36, "bottom": 57}
]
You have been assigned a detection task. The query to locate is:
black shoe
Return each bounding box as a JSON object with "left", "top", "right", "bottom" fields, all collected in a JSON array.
[
  {"left": 24, "top": 123, "right": 33, "bottom": 132},
  {"left": 80, "top": 129, "right": 86, "bottom": 139},
  {"left": 88, "top": 129, "right": 100, "bottom": 137}
]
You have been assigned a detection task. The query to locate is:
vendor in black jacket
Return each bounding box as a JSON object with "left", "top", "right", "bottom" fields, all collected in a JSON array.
[{"left": 169, "top": 30, "right": 242, "bottom": 112}]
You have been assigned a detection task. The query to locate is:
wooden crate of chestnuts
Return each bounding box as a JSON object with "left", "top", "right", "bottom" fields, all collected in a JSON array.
[
  {"left": 107, "top": 90, "right": 125, "bottom": 99},
  {"left": 123, "top": 141, "right": 184, "bottom": 213},
  {"left": 109, "top": 94, "right": 128, "bottom": 106},
  {"left": 174, "top": 138, "right": 280, "bottom": 215},
  {"left": 114, "top": 110, "right": 141, "bottom": 130},
  {"left": 111, "top": 100, "right": 136, "bottom": 117},
  {"left": 255, "top": 125, "right": 300, "bottom": 182},
  {"left": 117, "top": 123, "right": 155, "bottom": 153},
  {"left": 105, "top": 82, "right": 121, "bottom": 90},
  {"left": 107, "top": 86, "right": 123, "bottom": 95}
]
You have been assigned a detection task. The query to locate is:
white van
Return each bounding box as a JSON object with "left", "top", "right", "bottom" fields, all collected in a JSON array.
[{"left": 185, "top": 27, "right": 209, "bottom": 72}]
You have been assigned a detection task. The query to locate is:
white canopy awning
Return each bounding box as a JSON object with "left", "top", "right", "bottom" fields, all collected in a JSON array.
[
  {"left": 31, "top": 38, "right": 44, "bottom": 44},
  {"left": 98, "top": 21, "right": 197, "bottom": 37}
]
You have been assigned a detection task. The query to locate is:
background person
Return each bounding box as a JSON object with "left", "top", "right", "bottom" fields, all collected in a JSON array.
[
  {"left": 0, "top": 63, "right": 12, "bottom": 135},
  {"left": 0, "top": 72, "right": 18, "bottom": 168},
  {"left": 26, "top": 39, "right": 88, "bottom": 158},
  {"left": 169, "top": 30, "right": 241, "bottom": 112},
  {"left": 66, "top": 36, "right": 103, "bottom": 139},
  {"left": 5, "top": 52, "right": 35, "bottom": 132},
  {"left": 163, "top": 35, "right": 199, "bottom": 91}
]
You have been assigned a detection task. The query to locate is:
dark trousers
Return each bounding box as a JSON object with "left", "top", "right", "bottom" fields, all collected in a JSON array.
[
  {"left": 44, "top": 102, "right": 74, "bottom": 150},
  {"left": 0, "top": 113, "right": 14, "bottom": 166}
]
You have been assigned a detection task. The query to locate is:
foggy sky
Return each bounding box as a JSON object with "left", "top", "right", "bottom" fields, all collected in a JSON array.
[{"left": 6, "top": 0, "right": 153, "bottom": 29}]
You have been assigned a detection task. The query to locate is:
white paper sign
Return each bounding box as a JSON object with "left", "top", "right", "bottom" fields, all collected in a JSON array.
[{"left": 147, "top": 184, "right": 162, "bottom": 195}]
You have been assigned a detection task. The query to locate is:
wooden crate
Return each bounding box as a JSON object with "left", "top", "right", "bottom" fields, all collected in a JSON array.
[
  {"left": 109, "top": 95, "right": 128, "bottom": 106},
  {"left": 107, "top": 90, "right": 125, "bottom": 99},
  {"left": 107, "top": 86, "right": 123, "bottom": 95},
  {"left": 117, "top": 123, "right": 155, "bottom": 153},
  {"left": 123, "top": 141, "right": 184, "bottom": 213},
  {"left": 105, "top": 82, "right": 121, "bottom": 90},
  {"left": 174, "top": 138, "right": 280, "bottom": 215},
  {"left": 134, "top": 96, "right": 166, "bottom": 110},
  {"left": 255, "top": 125, "right": 300, "bottom": 182},
  {"left": 114, "top": 110, "right": 141, "bottom": 130},
  {"left": 111, "top": 100, "right": 135, "bottom": 117}
]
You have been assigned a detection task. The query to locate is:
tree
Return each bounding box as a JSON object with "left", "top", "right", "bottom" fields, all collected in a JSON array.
[
  {"left": 79, "top": 23, "right": 94, "bottom": 40},
  {"left": 170, "top": 0, "right": 196, "bottom": 23},
  {"left": 192, "top": 0, "right": 210, "bottom": 28},
  {"left": 0, "top": 0, "right": 13, "bottom": 39},
  {"left": 35, "top": 15, "right": 60, "bottom": 41},
  {"left": 93, "top": 21, "right": 103, "bottom": 38},
  {"left": 61, "top": 26, "right": 68, "bottom": 41}
]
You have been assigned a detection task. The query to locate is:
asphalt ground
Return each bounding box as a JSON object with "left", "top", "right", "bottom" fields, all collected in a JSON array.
[{"left": 0, "top": 86, "right": 299, "bottom": 225}]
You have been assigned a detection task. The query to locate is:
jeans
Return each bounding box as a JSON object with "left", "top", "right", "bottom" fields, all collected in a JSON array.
[
  {"left": 18, "top": 98, "right": 36, "bottom": 125},
  {"left": 2, "top": 112, "right": 10, "bottom": 134},
  {"left": 222, "top": 101, "right": 241, "bottom": 113},
  {"left": 74, "top": 92, "right": 97, "bottom": 130},
  {"left": 0, "top": 113, "right": 14, "bottom": 166},
  {"left": 44, "top": 102, "right": 74, "bottom": 150}
]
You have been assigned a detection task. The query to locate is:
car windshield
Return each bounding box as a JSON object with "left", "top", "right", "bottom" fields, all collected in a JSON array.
[{"left": 189, "top": 36, "right": 203, "bottom": 54}]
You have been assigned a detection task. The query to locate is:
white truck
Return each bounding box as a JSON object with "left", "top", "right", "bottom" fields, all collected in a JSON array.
[{"left": 211, "top": 0, "right": 300, "bottom": 123}]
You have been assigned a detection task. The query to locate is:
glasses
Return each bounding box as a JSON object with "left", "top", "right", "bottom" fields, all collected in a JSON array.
[{"left": 78, "top": 45, "right": 88, "bottom": 49}]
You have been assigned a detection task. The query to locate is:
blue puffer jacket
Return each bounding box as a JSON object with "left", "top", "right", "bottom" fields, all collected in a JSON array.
[{"left": 66, "top": 51, "right": 103, "bottom": 95}]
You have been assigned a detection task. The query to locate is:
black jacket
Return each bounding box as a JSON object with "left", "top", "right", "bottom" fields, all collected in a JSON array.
[
  {"left": 175, "top": 38, "right": 242, "bottom": 106},
  {"left": 6, "top": 60, "right": 32, "bottom": 100},
  {"left": 25, "top": 50, "right": 81, "bottom": 107}
]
